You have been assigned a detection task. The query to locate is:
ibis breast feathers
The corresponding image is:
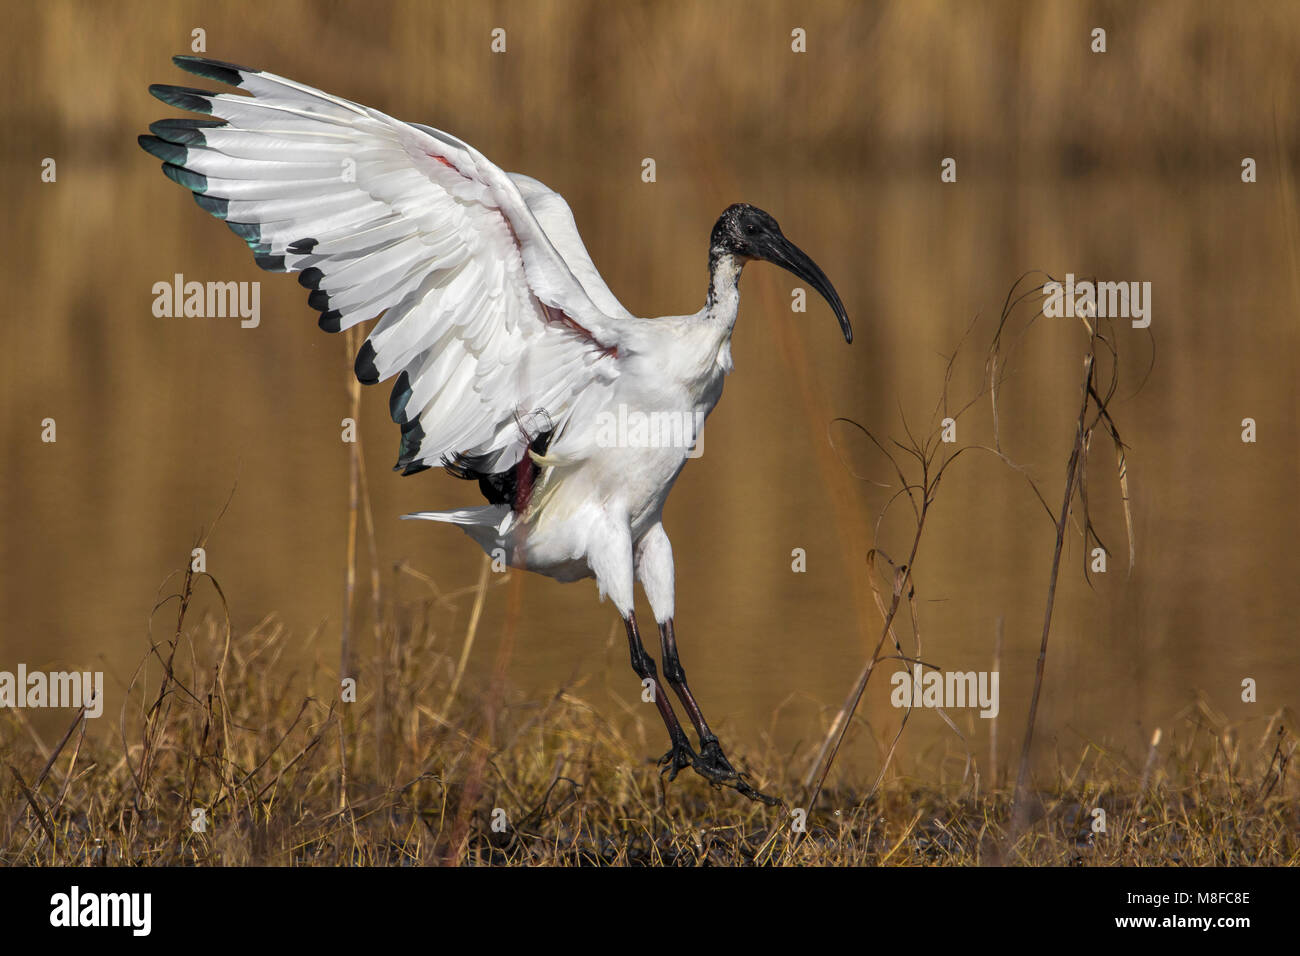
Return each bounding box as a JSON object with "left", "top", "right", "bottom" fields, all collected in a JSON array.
[{"left": 141, "top": 55, "right": 634, "bottom": 476}]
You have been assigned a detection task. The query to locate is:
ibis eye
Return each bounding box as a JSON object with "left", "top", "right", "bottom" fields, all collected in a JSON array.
[{"left": 744, "top": 222, "right": 758, "bottom": 235}]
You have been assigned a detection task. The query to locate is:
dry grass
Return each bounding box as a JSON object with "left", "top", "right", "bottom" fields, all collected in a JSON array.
[
  {"left": 3, "top": 270, "right": 1294, "bottom": 868},
  {"left": 2, "top": 579, "right": 1294, "bottom": 866}
]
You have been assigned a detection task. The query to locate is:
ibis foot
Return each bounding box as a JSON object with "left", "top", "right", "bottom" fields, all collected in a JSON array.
[
  {"left": 696, "top": 738, "right": 739, "bottom": 779},
  {"left": 657, "top": 739, "right": 699, "bottom": 782},
  {"left": 691, "top": 737, "right": 781, "bottom": 807}
]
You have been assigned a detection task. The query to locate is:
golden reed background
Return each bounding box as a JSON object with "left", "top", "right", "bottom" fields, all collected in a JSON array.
[{"left": 1, "top": 0, "right": 1297, "bottom": 784}]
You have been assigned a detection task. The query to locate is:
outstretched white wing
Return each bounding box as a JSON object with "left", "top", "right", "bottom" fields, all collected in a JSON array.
[{"left": 141, "top": 55, "right": 628, "bottom": 476}]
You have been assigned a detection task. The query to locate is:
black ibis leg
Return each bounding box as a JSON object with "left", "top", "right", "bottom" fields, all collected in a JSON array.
[
  {"left": 658, "top": 618, "right": 779, "bottom": 806},
  {"left": 623, "top": 613, "right": 696, "bottom": 781}
]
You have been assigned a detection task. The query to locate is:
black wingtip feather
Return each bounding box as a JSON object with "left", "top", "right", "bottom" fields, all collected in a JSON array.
[
  {"left": 162, "top": 162, "right": 207, "bottom": 193},
  {"left": 389, "top": 371, "right": 413, "bottom": 423},
  {"left": 225, "top": 220, "right": 262, "bottom": 245},
  {"left": 149, "top": 84, "right": 217, "bottom": 113},
  {"left": 149, "top": 118, "right": 226, "bottom": 146},
  {"left": 138, "top": 134, "right": 188, "bottom": 166},
  {"left": 355, "top": 340, "right": 380, "bottom": 385},
  {"left": 307, "top": 289, "right": 331, "bottom": 312},
  {"left": 288, "top": 238, "right": 319, "bottom": 254},
  {"left": 172, "top": 55, "right": 257, "bottom": 87},
  {"left": 298, "top": 267, "right": 324, "bottom": 290},
  {"left": 318, "top": 310, "right": 343, "bottom": 333},
  {"left": 394, "top": 419, "right": 425, "bottom": 469},
  {"left": 193, "top": 192, "right": 229, "bottom": 219}
]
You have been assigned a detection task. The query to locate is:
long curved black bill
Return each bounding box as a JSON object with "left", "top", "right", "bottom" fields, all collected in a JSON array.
[{"left": 759, "top": 234, "right": 853, "bottom": 344}]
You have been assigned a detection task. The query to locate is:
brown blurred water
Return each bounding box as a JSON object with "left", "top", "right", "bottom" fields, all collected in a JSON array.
[{"left": 2, "top": 0, "right": 1297, "bottom": 783}]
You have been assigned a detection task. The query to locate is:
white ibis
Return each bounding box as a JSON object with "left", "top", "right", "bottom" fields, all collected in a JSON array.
[{"left": 141, "top": 56, "right": 853, "bottom": 803}]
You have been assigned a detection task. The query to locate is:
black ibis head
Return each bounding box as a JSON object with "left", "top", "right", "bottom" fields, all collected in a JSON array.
[{"left": 710, "top": 203, "right": 853, "bottom": 344}]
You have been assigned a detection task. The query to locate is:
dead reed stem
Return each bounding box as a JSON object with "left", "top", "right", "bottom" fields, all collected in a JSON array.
[
  {"left": 1009, "top": 351, "right": 1095, "bottom": 842},
  {"left": 443, "top": 554, "right": 491, "bottom": 717}
]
